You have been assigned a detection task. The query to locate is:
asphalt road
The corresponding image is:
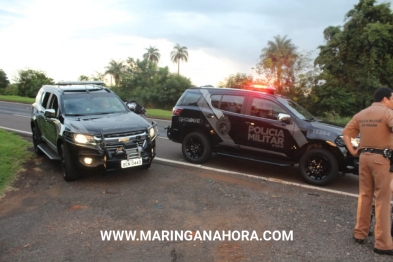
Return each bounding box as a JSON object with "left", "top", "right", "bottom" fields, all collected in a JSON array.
[{"left": 0, "top": 100, "right": 360, "bottom": 195}]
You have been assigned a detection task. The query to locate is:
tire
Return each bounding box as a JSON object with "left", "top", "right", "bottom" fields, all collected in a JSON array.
[
  {"left": 182, "top": 132, "right": 211, "bottom": 164},
  {"left": 60, "top": 143, "right": 79, "bottom": 182},
  {"left": 32, "top": 127, "right": 43, "bottom": 155},
  {"left": 299, "top": 148, "right": 338, "bottom": 186}
]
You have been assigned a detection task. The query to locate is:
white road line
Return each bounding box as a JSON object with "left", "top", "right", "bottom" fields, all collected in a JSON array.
[
  {"left": 13, "top": 114, "right": 30, "bottom": 118},
  {"left": 154, "top": 157, "right": 359, "bottom": 198},
  {"left": 0, "top": 126, "right": 32, "bottom": 135},
  {"left": 0, "top": 125, "right": 359, "bottom": 198}
]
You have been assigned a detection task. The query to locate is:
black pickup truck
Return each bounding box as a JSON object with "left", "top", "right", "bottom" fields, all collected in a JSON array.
[{"left": 31, "top": 81, "right": 158, "bottom": 181}]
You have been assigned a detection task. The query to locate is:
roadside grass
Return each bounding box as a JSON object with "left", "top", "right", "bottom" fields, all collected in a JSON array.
[
  {"left": 0, "top": 95, "right": 35, "bottom": 104},
  {"left": 0, "top": 129, "right": 33, "bottom": 195},
  {"left": 146, "top": 108, "right": 172, "bottom": 120}
]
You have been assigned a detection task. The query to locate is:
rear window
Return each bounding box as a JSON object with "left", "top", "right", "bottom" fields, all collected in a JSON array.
[
  {"left": 177, "top": 91, "right": 201, "bottom": 106},
  {"left": 211, "top": 94, "right": 244, "bottom": 114}
]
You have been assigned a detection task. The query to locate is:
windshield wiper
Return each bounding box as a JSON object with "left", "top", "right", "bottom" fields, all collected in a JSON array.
[
  {"left": 65, "top": 114, "right": 86, "bottom": 116},
  {"left": 305, "top": 117, "right": 317, "bottom": 122},
  {"left": 95, "top": 112, "right": 116, "bottom": 115}
]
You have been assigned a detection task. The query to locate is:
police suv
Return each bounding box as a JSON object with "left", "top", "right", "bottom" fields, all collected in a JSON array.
[
  {"left": 31, "top": 81, "right": 159, "bottom": 181},
  {"left": 167, "top": 86, "right": 359, "bottom": 186}
]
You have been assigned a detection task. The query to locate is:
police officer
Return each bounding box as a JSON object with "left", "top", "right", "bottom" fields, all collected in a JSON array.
[{"left": 343, "top": 87, "right": 393, "bottom": 256}]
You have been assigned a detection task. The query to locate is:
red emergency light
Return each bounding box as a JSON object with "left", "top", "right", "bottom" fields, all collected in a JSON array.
[{"left": 248, "top": 84, "right": 276, "bottom": 94}]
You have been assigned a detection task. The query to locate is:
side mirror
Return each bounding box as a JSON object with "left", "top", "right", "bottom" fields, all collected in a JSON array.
[
  {"left": 278, "top": 113, "right": 291, "bottom": 124},
  {"left": 126, "top": 100, "right": 146, "bottom": 115},
  {"left": 127, "top": 102, "right": 137, "bottom": 111},
  {"left": 44, "top": 109, "right": 56, "bottom": 118}
]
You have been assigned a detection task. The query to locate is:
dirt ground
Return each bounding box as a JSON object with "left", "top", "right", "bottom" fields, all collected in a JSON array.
[{"left": 0, "top": 138, "right": 391, "bottom": 261}]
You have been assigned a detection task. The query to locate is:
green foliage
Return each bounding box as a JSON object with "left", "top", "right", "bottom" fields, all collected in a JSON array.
[
  {"left": 257, "top": 35, "right": 299, "bottom": 94},
  {"left": 218, "top": 73, "right": 253, "bottom": 89},
  {"left": 1, "top": 84, "right": 19, "bottom": 96},
  {"left": 308, "top": 84, "right": 358, "bottom": 117},
  {"left": 315, "top": 0, "right": 393, "bottom": 115},
  {"left": 15, "top": 69, "right": 54, "bottom": 98},
  {"left": 78, "top": 75, "right": 90, "bottom": 81},
  {"left": 130, "top": 73, "right": 191, "bottom": 110},
  {"left": 319, "top": 112, "right": 352, "bottom": 127},
  {"left": 0, "top": 129, "right": 33, "bottom": 194},
  {"left": 110, "top": 57, "right": 191, "bottom": 109},
  {"left": 0, "top": 69, "right": 10, "bottom": 90}
]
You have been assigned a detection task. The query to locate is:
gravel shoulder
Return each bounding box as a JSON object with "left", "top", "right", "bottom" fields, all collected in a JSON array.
[{"left": 0, "top": 137, "right": 389, "bottom": 261}]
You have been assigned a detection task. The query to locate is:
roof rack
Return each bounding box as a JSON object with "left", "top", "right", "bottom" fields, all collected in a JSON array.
[{"left": 55, "top": 81, "right": 104, "bottom": 86}]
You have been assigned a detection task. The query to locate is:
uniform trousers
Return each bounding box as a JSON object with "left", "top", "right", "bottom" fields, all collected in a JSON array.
[{"left": 354, "top": 152, "right": 393, "bottom": 250}]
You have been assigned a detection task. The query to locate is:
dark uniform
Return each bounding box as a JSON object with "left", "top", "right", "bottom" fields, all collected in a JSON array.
[{"left": 343, "top": 102, "right": 393, "bottom": 251}]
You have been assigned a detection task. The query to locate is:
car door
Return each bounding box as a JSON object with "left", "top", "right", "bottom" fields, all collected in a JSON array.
[
  {"left": 241, "top": 94, "right": 296, "bottom": 159},
  {"left": 44, "top": 94, "right": 61, "bottom": 150},
  {"left": 36, "top": 91, "right": 51, "bottom": 140}
]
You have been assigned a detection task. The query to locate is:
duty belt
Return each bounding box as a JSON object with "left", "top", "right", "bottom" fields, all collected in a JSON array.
[{"left": 360, "top": 148, "right": 392, "bottom": 158}]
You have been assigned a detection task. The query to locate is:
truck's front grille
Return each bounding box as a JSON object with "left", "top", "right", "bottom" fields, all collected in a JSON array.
[{"left": 95, "top": 131, "right": 148, "bottom": 159}]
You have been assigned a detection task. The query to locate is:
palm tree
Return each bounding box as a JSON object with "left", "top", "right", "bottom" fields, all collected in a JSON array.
[
  {"left": 170, "top": 43, "right": 189, "bottom": 74},
  {"left": 259, "top": 35, "right": 297, "bottom": 93},
  {"left": 143, "top": 46, "right": 160, "bottom": 63},
  {"left": 105, "top": 59, "right": 127, "bottom": 87}
]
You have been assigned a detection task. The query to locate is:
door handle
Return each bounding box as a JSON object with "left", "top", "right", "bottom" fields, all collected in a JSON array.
[
  {"left": 245, "top": 122, "right": 254, "bottom": 125},
  {"left": 205, "top": 114, "right": 215, "bottom": 118}
]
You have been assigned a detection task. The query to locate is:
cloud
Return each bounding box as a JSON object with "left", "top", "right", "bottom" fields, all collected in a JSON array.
[{"left": 1, "top": 0, "right": 392, "bottom": 86}]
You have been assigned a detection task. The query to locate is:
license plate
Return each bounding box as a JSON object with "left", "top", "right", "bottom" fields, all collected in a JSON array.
[{"left": 121, "top": 158, "right": 142, "bottom": 168}]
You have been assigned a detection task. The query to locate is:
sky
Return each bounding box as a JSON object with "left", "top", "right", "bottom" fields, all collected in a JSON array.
[{"left": 1, "top": 0, "right": 393, "bottom": 87}]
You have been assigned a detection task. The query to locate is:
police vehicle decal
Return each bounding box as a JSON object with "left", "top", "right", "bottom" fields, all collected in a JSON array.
[
  {"left": 247, "top": 125, "right": 284, "bottom": 148},
  {"left": 292, "top": 124, "right": 308, "bottom": 148},
  {"left": 216, "top": 116, "right": 231, "bottom": 136},
  {"left": 308, "top": 121, "right": 343, "bottom": 142},
  {"left": 179, "top": 117, "right": 201, "bottom": 124},
  {"left": 198, "top": 89, "right": 235, "bottom": 144}
]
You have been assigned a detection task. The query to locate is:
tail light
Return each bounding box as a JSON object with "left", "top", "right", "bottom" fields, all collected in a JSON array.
[{"left": 172, "top": 107, "right": 183, "bottom": 116}]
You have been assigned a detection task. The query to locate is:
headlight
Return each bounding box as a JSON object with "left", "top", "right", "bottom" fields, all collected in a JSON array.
[
  {"left": 149, "top": 127, "right": 155, "bottom": 138},
  {"left": 148, "top": 124, "right": 159, "bottom": 140},
  {"left": 74, "top": 134, "right": 96, "bottom": 144}
]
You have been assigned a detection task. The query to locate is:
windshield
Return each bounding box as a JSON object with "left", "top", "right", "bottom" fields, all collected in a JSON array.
[
  {"left": 278, "top": 97, "right": 315, "bottom": 121},
  {"left": 62, "top": 93, "right": 127, "bottom": 116}
]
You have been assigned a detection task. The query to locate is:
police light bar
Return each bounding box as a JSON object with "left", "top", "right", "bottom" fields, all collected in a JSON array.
[
  {"left": 55, "top": 81, "right": 104, "bottom": 86},
  {"left": 249, "top": 84, "right": 276, "bottom": 94}
]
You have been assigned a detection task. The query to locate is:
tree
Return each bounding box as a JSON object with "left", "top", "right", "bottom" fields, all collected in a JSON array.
[
  {"left": 0, "top": 69, "right": 10, "bottom": 90},
  {"left": 105, "top": 59, "right": 127, "bottom": 87},
  {"left": 15, "top": 69, "right": 54, "bottom": 98},
  {"left": 78, "top": 75, "right": 90, "bottom": 81},
  {"left": 91, "top": 71, "right": 105, "bottom": 82},
  {"left": 109, "top": 55, "right": 191, "bottom": 109},
  {"left": 257, "top": 35, "right": 298, "bottom": 94},
  {"left": 170, "top": 43, "right": 189, "bottom": 74},
  {"left": 143, "top": 46, "right": 160, "bottom": 63},
  {"left": 218, "top": 73, "right": 253, "bottom": 89},
  {"left": 314, "top": 0, "right": 393, "bottom": 114}
]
